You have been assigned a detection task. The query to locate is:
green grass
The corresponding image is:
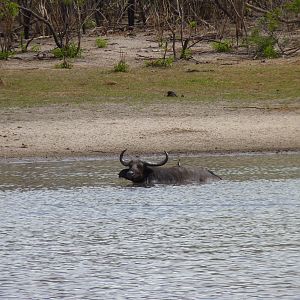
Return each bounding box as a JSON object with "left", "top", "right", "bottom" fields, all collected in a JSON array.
[
  {"left": 96, "top": 37, "right": 108, "bottom": 48},
  {"left": 113, "top": 60, "right": 129, "bottom": 72},
  {"left": 145, "top": 57, "right": 174, "bottom": 68},
  {"left": 212, "top": 40, "right": 232, "bottom": 53},
  {"left": 0, "top": 62, "right": 299, "bottom": 108},
  {"left": 51, "top": 43, "right": 82, "bottom": 59}
]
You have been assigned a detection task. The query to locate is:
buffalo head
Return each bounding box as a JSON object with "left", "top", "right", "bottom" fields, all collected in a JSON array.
[{"left": 118, "top": 149, "right": 168, "bottom": 183}]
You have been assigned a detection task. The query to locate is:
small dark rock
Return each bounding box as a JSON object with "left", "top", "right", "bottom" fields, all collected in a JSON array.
[
  {"left": 167, "top": 91, "right": 177, "bottom": 97},
  {"left": 186, "top": 69, "right": 200, "bottom": 73}
]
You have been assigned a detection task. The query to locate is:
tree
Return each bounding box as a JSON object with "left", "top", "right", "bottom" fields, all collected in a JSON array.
[
  {"left": 0, "top": 0, "right": 19, "bottom": 58},
  {"left": 18, "top": 0, "right": 33, "bottom": 39},
  {"left": 19, "top": 0, "right": 85, "bottom": 52}
]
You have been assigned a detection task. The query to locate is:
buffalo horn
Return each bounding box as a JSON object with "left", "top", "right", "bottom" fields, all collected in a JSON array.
[
  {"left": 120, "top": 149, "right": 130, "bottom": 166},
  {"left": 144, "top": 151, "right": 168, "bottom": 167}
]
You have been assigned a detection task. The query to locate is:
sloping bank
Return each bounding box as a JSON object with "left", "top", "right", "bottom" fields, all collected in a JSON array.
[{"left": 0, "top": 103, "right": 299, "bottom": 159}]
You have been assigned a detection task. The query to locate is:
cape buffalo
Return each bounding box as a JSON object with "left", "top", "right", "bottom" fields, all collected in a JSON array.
[{"left": 118, "top": 150, "right": 221, "bottom": 185}]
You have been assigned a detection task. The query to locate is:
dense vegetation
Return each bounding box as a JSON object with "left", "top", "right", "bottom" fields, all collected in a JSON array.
[{"left": 1, "top": 0, "right": 300, "bottom": 62}]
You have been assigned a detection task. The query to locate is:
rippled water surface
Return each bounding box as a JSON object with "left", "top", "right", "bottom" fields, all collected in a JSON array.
[{"left": 1, "top": 153, "right": 300, "bottom": 299}]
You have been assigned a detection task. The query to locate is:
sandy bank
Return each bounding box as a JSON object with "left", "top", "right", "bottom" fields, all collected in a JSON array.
[{"left": 0, "top": 102, "right": 299, "bottom": 160}]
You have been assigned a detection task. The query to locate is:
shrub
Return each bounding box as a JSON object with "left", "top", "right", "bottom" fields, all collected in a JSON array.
[
  {"left": 0, "top": 50, "right": 14, "bottom": 60},
  {"left": 114, "top": 59, "right": 129, "bottom": 72},
  {"left": 145, "top": 57, "right": 173, "bottom": 68},
  {"left": 246, "top": 9, "right": 281, "bottom": 59},
  {"left": 55, "top": 60, "right": 73, "bottom": 69},
  {"left": 84, "top": 18, "right": 97, "bottom": 29},
  {"left": 52, "top": 47, "right": 63, "bottom": 58},
  {"left": 96, "top": 37, "right": 108, "bottom": 48},
  {"left": 248, "top": 29, "right": 279, "bottom": 58},
  {"left": 31, "top": 44, "right": 41, "bottom": 53},
  {"left": 52, "top": 42, "right": 82, "bottom": 59},
  {"left": 189, "top": 20, "right": 197, "bottom": 29},
  {"left": 212, "top": 40, "right": 232, "bottom": 53},
  {"left": 263, "top": 44, "right": 279, "bottom": 59},
  {"left": 180, "top": 49, "right": 192, "bottom": 59},
  {"left": 286, "top": 0, "right": 300, "bottom": 13}
]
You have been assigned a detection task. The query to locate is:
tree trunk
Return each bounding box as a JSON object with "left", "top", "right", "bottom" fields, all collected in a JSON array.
[
  {"left": 23, "top": 9, "right": 32, "bottom": 39},
  {"left": 137, "top": 0, "right": 146, "bottom": 25},
  {"left": 95, "top": 0, "right": 104, "bottom": 26},
  {"left": 128, "top": 0, "right": 135, "bottom": 27}
]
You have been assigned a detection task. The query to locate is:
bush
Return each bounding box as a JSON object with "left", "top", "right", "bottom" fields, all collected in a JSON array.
[
  {"left": 114, "top": 59, "right": 129, "bottom": 72},
  {"left": 145, "top": 57, "right": 173, "bottom": 68},
  {"left": 248, "top": 29, "right": 279, "bottom": 58},
  {"left": 263, "top": 44, "right": 279, "bottom": 59},
  {"left": 31, "top": 44, "right": 41, "bottom": 53},
  {"left": 96, "top": 37, "right": 108, "bottom": 48},
  {"left": 52, "top": 47, "right": 63, "bottom": 58},
  {"left": 0, "top": 50, "right": 14, "bottom": 60},
  {"left": 180, "top": 49, "right": 192, "bottom": 59},
  {"left": 84, "top": 18, "right": 97, "bottom": 30},
  {"left": 286, "top": 0, "right": 300, "bottom": 13},
  {"left": 52, "top": 42, "right": 82, "bottom": 59},
  {"left": 212, "top": 40, "right": 232, "bottom": 53},
  {"left": 189, "top": 20, "right": 197, "bottom": 29},
  {"left": 55, "top": 60, "right": 73, "bottom": 69},
  {"left": 246, "top": 10, "right": 281, "bottom": 59}
]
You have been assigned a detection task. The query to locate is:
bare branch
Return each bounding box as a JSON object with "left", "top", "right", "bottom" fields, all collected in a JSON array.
[
  {"left": 245, "top": 2, "right": 300, "bottom": 24},
  {"left": 20, "top": 5, "right": 62, "bottom": 48}
]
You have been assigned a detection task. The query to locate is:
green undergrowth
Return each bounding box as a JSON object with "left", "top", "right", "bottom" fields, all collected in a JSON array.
[{"left": 0, "top": 62, "right": 299, "bottom": 108}]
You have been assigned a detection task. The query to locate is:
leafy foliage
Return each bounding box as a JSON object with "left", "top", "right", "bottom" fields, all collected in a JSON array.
[
  {"left": 145, "top": 57, "right": 174, "bottom": 67},
  {"left": 262, "top": 9, "right": 280, "bottom": 32},
  {"left": 189, "top": 20, "right": 197, "bottom": 29},
  {"left": 212, "top": 40, "right": 232, "bottom": 53},
  {"left": 84, "top": 18, "right": 96, "bottom": 29},
  {"left": 96, "top": 37, "right": 108, "bottom": 48},
  {"left": 247, "top": 6, "right": 282, "bottom": 60},
  {"left": 285, "top": 0, "right": 300, "bottom": 13},
  {"left": 248, "top": 29, "right": 279, "bottom": 58},
  {"left": 55, "top": 60, "right": 73, "bottom": 69},
  {"left": 52, "top": 43, "right": 82, "bottom": 59},
  {"left": 0, "top": 0, "right": 19, "bottom": 19},
  {"left": 114, "top": 59, "right": 129, "bottom": 72},
  {"left": 0, "top": 0, "right": 19, "bottom": 54},
  {"left": 0, "top": 50, "right": 14, "bottom": 60},
  {"left": 180, "top": 49, "right": 192, "bottom": 59},
  {"left": 31, "top": 44, "right": 41, "bottom": 53}
]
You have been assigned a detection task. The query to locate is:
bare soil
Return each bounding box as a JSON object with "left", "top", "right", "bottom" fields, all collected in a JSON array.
[
  {"left": 3, "top": 29, "right": 297, "bottom": 70},
  {"left": 1, "top": 102, "right": 299, "bottom": 159}
]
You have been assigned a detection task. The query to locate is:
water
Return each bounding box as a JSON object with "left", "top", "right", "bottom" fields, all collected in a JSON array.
[{"left": 0, "top": 153, "right": 300, "bottom": 299}]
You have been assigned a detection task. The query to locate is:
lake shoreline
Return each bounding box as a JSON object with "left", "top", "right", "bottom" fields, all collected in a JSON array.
[
  {"left": 1, "top": 102, "right": 299, "bottom": 161},
  {"left": 1, "top": 150, "right": 300, "bottom": 164}
]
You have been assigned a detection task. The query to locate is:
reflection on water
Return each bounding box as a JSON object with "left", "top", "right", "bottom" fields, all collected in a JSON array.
[{"left": 0, "top": 153, "right": 300, "bottom": 299}]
